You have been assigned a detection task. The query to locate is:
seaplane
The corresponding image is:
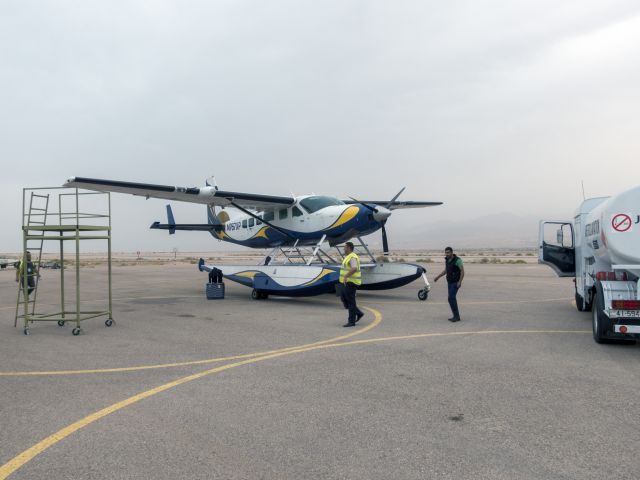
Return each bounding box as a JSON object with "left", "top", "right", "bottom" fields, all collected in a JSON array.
[{"left": 64, "top": 177, "right": 442, "bottom": 299}]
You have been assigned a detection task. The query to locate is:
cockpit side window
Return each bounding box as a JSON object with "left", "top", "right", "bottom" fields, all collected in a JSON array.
[{"left": 299, "top": 196, "right": 345, "bottom": 214}]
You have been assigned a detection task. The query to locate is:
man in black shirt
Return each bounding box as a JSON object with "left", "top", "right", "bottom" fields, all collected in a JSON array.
[{"left": 434, "top": 246, "right": 465, "bottom": 322}]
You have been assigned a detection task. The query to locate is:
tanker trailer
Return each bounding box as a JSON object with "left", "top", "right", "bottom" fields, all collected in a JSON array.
[{"left": 539, "top": 186, "right": 640, "bottom": 344}]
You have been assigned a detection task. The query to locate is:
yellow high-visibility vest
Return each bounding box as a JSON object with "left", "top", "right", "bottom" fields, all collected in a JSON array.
[
  {"left": 339, "top": 252, "right": 361, "bottom": 285},
  {"left": 18, "top": 258, "right": 34, "bottom": 277}
]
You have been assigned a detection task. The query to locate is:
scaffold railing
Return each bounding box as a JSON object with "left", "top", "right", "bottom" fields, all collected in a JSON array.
[{"left": 15, "top": 186, "right": 114, "bottom": 335}]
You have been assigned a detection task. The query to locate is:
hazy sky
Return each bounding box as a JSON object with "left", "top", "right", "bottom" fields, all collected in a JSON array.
[{"left": 1, "top": 1, "right": 639, "bottom": 253}]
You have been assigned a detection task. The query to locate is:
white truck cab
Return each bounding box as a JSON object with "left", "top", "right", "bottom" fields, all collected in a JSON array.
[{"left": 539, "top": 186, "right": 640, "bottom": 344}]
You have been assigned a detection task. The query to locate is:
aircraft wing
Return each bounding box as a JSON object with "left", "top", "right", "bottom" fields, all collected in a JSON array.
[
  {"left": 342, "top": 200, "right": 443, "bottom": 210},
  {"left": 64, "top": 177, "right": 296, "bottom": 210}
]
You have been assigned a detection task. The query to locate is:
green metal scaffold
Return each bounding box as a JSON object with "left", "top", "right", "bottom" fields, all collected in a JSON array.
[{"left": 14, "top": 186, "right": 113, "bottom": 335}]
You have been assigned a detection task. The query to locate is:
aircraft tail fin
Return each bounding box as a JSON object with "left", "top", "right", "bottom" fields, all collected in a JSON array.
[
  {"left": 207, "top": 205, "right": 223, "bottom": 226},
  {"left": 166, "top": 205, "right": 176, "bottom": 234}
]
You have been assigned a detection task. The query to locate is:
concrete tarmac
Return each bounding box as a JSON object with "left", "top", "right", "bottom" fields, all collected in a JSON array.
[{"left": 1, "top": 263, "right": 639, "bottom": 479}]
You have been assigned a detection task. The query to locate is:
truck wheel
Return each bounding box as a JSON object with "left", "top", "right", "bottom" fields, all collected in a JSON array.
[
  {"left": 592, "top": 281, "right": 613, "bottom": 344},
  {"left": 575, "top": 292, "right": 586, "bottom": 312}
]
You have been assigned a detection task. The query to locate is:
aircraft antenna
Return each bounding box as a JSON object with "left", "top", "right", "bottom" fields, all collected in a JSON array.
[{"left": 581, "top": 180, "right": 586, "bottom": 201}]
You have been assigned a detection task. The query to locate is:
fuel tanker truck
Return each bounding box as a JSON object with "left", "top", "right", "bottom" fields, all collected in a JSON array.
[{"left": 539, "top": 185, "right": 640, "bottom": 344}]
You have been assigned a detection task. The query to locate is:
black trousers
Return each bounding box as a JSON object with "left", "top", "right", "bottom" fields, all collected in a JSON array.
[
  {"left": 341, "top": 282, "right": 363, "bottom": 323},
  {"left": 447, "top": 282, "right": 460, "bottom": 318},
  {"left": 21, "top": 277, "right": 35, "bottom": 296}
]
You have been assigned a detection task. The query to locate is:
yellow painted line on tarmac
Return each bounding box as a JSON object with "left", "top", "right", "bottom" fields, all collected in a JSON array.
[
  {"left": 0, "top": 325, "right": 589, "bottom": 480},
  {"left": 368, "top": 297, "right": 571, "bottom": 306},
  {"left": 0, "top": 306, "right": 381, "bottom": 377}
]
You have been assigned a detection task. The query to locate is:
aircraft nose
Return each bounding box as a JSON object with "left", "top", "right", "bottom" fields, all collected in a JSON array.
[{"left": 372, "top": 206, "right": 392, "bottom": 223}]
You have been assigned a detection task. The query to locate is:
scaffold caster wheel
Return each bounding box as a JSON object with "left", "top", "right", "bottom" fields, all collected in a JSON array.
[
  {"left": 251, "top": 289, "right": 259, "bottom": 300},
  {"left": 23, "top": 328, "right": 29, "bottom": 335},
  {"left": 72, "top": 327, "right": 81, "bottom": 336},
  {"left": 418, "top": 289, "right": 428, "bottom": 301},
  {"left": 58, "top": 320, "right": 65, "bottom": 327},
  {"left": 105, "top": 319, "right": 113, "bottom": 327}
]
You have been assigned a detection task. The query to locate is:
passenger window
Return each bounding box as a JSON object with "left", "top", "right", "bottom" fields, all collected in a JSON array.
[
  {"left": 242, "top": 219, "right": 248, "bottom": 228},
  {"left": 248, "top": 218, "right": 255, "bottom": 227},
  {"left": 264, "top": 211, "right": 274, "bottom": 222},
  {"left": 292, "top": 206, "right": 303, "bottom": 217},
  {"left": 279, "top": 209, "right": 288, "bottom": 220}
]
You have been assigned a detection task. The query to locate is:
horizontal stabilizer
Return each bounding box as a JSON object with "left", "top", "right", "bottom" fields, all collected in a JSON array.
[{"left": 150, "top": 222, "right": 223, "bottom": 232}]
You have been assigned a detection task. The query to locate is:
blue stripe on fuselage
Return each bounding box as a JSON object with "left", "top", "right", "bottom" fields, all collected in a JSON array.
[{"left": 207, "top": 206, "right": 382, "bottom": 247}]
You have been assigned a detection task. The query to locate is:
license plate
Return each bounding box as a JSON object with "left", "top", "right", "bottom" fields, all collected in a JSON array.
[{"left": 610, "top": 310, "right": 640, "bottom": 319}]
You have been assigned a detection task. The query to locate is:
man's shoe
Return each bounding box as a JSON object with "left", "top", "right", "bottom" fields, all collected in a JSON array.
[
  {"left": 343, "top": 322, "right": 356, "bottom": 328},
  {"left": 448, "top": 317, "right": 461, "bottom": 322},
  {"left": 355, "top": 312, "right": 364, "bottom": 323}
]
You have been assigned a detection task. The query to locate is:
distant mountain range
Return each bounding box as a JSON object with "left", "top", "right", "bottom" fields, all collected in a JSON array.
[{"left": 387, "top": 213, "right": 542, "bottom": 249}]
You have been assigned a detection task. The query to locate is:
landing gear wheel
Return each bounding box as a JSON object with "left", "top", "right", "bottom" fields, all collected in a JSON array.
[
  {"left": 105, "top": 319, "right": 113, "bottom": 327},
  {"left": 418, "top": 289, "right": 428, "bottom": 301},
  {"left": 251, "top": 289, "right": 259, "bottom": 300},
  {"left": 57, "top": 320, "right": 65, "bottom": 327},
  {"left": 72, "top": 327, "right": 81, "bottom": 336}
]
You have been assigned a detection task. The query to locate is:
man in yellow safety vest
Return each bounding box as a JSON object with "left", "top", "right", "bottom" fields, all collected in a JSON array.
[
  {"left": 339, "top": 241, "right": 364, "bottom": 327},
  {"left": 15, "top": 250, "right": 37, "bottom": 296}
]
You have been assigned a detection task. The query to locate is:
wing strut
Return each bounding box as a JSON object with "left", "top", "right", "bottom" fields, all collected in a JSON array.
[{"left": 228, "top": 201, "right": 296, "bottom": 240}]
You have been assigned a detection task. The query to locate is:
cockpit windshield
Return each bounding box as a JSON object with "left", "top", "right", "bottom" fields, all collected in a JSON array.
[{"left": 299, "top": 196, "right": 345, "bottom": 214}]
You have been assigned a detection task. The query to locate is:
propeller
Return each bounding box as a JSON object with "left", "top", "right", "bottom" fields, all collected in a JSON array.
[
  {"left": 385, "top": 187, "right": 405, "bottom": 209},
  {"left": 349, "top": 187, "right": 405, "bottom": 257},
  {"left": 381, "top": 224, "right": 389, "bottom": 255},
  {"left": 348, "top": 196, "right": 377, "bottom": 213}
]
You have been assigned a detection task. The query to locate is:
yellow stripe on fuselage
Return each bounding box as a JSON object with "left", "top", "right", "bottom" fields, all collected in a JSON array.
[
  {"left": 234, "top": 271, "right": 259, "bottom": 279},
  {"left": 251, "top": 226, "right": 270, "bottom": 240},
  {"left": 301, "top": 268, "right": 336, "bottom": 286},
  {"left": 324, "top": 206, "right": 359, "bottom": 231}
]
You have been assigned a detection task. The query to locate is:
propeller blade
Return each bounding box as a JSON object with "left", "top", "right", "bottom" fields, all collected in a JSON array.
[
  {"left": 385, "top": 187, "right": 406, "bottom": 209},
  {"left": 382, "top": 224, "right": 390, "bottom": 256},
  {"left": 348, "top": 196, "right": 377, "bottom": 212}
]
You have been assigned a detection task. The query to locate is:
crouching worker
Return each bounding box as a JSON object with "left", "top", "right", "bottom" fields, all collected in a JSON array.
[
  {"left": 340, "top": 242, "right": 364, "bottom": 327},
  {"left": 208, "top": 267, "right": 223, "bottom": 283}
]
